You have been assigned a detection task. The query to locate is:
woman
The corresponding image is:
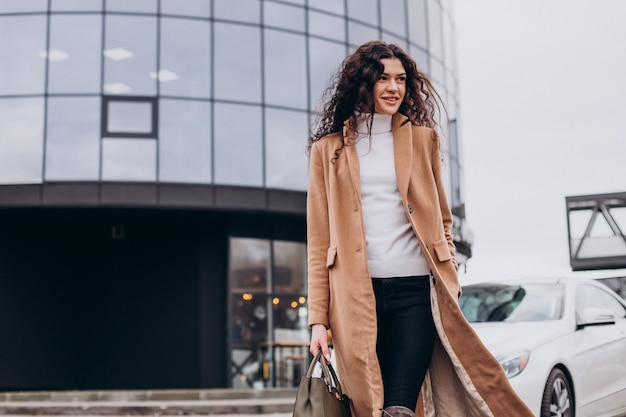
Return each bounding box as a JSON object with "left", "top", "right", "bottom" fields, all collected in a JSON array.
[{"left": 306, "top": 41, "right": 533, "bottom": 417}]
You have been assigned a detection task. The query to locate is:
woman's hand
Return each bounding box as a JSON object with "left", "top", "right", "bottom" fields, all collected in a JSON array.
[{"left": 310, "top": 324, "right": 332, "bottom": 363}]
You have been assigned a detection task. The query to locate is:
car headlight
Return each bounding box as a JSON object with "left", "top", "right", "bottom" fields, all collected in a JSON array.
[{"left": 497, "top": 350, "right": 530, "bottom": 378}]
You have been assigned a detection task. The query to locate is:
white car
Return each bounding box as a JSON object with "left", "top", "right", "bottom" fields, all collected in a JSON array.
[{"left": 459, "top": 277, "right": 626, "bottom": 417}]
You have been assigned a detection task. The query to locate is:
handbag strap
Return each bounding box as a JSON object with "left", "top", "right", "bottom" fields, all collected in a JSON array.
[{"left": 306, "top": 350, "right": 345, "bottom": 398}]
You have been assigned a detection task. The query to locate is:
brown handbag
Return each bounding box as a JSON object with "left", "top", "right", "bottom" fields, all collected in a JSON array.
[{"left": 292, "top": 351, "right": 351, "bottom": 417}]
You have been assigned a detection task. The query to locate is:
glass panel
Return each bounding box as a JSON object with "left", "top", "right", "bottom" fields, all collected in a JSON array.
[
  {"left": 45, "top": 97, "right": 100, "bottom": 181},
  {"left": 409, "top": 45, "right": 429, "bottom": 72},
  {"left": 0, "top": 1, "right": 47, "bottom": 13},
  {"left": 381, "top": 0, "right": 407, "bottom": 38},
  {"left": 308, "top": 10, "right": 345, "bottom": 42},
  {"left": 103, "top": 15, "right": 157, "bottom": 96},
  {"left": 160, "top": 17, "right": 211, "bottom": 98},
  {"left": 348, "top": 21, "right": 379, "bottom": 48},
  {"left": 229, "top": 237, "right": 270, "bottom": 388},
  {"left": 48, "top": 15, "right": 102, "bottom": 94},
  {"left": 277, "top": 0, "right": 304, "bottom": 5},
  {"left": 213, "top": 103, "right": 262, "bottom": 186},
  {"left": 101, "top": 138, "right": 156, "bottom": 181},
  {"left": 272, "top": 240, "right": 308, "bottom": 338},
  {"left": 214, "top": 23, "right": 262, "bottom": 103},
  {"left": 0, "top": 98, "right": 44, "bottom": 184},
  {"left": 263, "top": 2, "right": 304, "bottom": 33},
  {"left": 382, "top": 32, "right": 408, "bottom": 51},
  {"left": 347, "top": 0, "right": 377, "bottom": 25},
  {"left": 308, "top": 38, "right": 346, "bottom": 111},
  {"left": 407, "top": 0, "right": 427, "bottom": 49},
  {"left": 161, "top": 0, "right": 211, "bottom": 17},
  {"left": 264, "top": 30, "right": 307, "bottom": 109},
  {"left": 427, "top": 0, "right": 443, "bottom": 59},
  {"left": 442, "top": 13, "right": 455, "bottom": 70},
  {"left": 51, "top": 0, "right": 102, "bottom": 11},
  {"left": 105, "top": 0, "right": 157, "bottom": 13},
  {"left": 107, "top": 101, "right": 153, "bottom": 134},
  {"left": 429, "top": 57, "right": 445, "bottom": 84},
  {"left": 0, "top": 15, "right": 47, "bottom": 95},
  {"left": 265, "top": 109, "right": 308, "bottom": 191},
  {"left": 308, "top": 0, "right": 343, "bottom": 15},
  {"left": 159, "top": 99, "right": 211, "bottom": 184},
  {"left": 214, "top": 0, "right": 260, "bottom": 24}
]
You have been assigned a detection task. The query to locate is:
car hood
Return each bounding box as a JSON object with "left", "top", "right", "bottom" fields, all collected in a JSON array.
[{"left": 470, "top": 320, "right": 570, "bottom": 357}]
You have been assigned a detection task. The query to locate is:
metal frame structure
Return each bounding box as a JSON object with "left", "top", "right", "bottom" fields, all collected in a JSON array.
[{"left": 566, "top": 192, "right": 626, "bottom": 271}]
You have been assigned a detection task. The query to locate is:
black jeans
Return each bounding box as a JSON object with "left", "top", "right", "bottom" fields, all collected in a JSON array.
[{"left": 372, "top": 275, "right": 436, "bottom": 411}]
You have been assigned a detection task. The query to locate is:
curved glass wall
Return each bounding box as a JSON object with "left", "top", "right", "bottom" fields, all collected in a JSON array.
[{"left": 0, "top": 0, "right": 462, "bottom": 199}]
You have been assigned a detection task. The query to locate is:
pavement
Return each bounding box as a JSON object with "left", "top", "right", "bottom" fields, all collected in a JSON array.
[{"left": 0, "top": 388, "right": 297, "bottom": 416}]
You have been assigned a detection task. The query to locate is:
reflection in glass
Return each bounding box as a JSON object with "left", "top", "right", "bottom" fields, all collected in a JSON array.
[
  {"left": 160, "top": 18, "right": 211, "bottom": 98},
  {"left": 308, "top": 38, "right": 346, "bottom": 111},
  {"left": 0, "top": 15, "right": 47, "bottom": 95},
  {"left": 0, "top": 98, "right": 44, "bottom": 184},
  {"left": 308, "top": 0, "right": 344, "bottom": 15},
  {"left": 308, "top": 10, "right": 345, "bottom": 42},
  {"left": 0, "top": 1, "right": 47, "bottom": 13},
  {"left": 427, "top": 0, "right": 443, "bottom": 59},
  {"left": 107, "top": 101, "right": 153, "bottom": 134},
  {"left": 407, "top": 0, "right": 427, "bottom": 49},
  {"left": 265, "top": 109, "right": 308, "bottom": 191},
  {"left": 348, "top": 21, "right": 379, "bottom": 48},
  {"left": 381, "top": 0, "right": 407, "bottom": 38},
  {"left": 102, "top": 138, "right": 156, "bottom": 181},
  {"left": 264, "top": 30, "right": 307, "bottom": 109},
  {"left": 51, "top": 0, "right": 101, "bottom": 11},
  {"left": 229, "top": 237, "right": 270, "bottom": 388},
  {"left": 429, "top": 58, "right": 445, "bottom": 85},
  {"left": 159, "top": 99, "right": 211, "bottom": 184},
  {"left": 382, "top": 32, "right": 408, "bottom": 52},
  {"left": 410, "top": 46, "right": 429, "bottom": 73},
  {"left": 104, "top": 15, "right": 157, "bottom": 96},
  {"left": 48, "top": 15, "right": 102, "bottom": 94},
  {"left": 214, "top": 103, "right": 262, "bottom": 186},
  {"left": 214, "top": 23, "right": 261, "bottom": 103},
  {"left": 347, "top": 0, "right": 377, "bottom": 25},
  {"left": 45, "top": 97, "right": 100, "bottom": 181},
  {"left": 161, "top": 0, "right": 210, "bottom": 17},
  {"left": 214, "top": 0, "right": 260, "bottom": 24},
  {"left": 105, "top": 0, "right": 156, "bottom": 13},
  {"left": 263, "top": 2, "right": 304, "bottom": 33}
]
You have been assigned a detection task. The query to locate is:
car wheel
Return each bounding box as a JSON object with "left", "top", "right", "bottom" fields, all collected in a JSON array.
[{"left": 541, "top": 368, "right": 574, "bottom": 417}]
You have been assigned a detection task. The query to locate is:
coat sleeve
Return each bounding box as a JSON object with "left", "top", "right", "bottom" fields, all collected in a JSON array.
[
  {"left": 431, "top": 129, "right": 459, "bottom": 276},
  {"left": 306, "top": 143, "right": 331, "bottom": 328}
]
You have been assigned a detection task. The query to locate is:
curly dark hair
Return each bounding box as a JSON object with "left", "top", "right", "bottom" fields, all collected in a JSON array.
[{"left": 309, "top": 40, "right": 445, "bottom": 159}]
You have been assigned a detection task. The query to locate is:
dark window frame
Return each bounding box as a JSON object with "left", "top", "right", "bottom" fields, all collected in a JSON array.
[{"left": 101, "top": 95, "right": 158, "bottom": 139}]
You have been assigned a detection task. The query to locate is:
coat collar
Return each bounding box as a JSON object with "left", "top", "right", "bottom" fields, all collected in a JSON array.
[{"left": 343, "top": 113, "right": 413, "bottom": 202}]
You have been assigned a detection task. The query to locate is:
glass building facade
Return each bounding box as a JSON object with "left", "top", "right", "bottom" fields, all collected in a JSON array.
[{"left": 0, "top": 0, "right": 470, "bottom": 390}]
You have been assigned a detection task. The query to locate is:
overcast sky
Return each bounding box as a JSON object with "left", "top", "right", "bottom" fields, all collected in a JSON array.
[{"left": 453, "top": 0, "right": 626, "bottom": 283}]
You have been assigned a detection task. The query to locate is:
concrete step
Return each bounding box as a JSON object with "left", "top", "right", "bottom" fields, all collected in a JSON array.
[{"left": 0, "top": 388, "right": 297, "bottom": 416}]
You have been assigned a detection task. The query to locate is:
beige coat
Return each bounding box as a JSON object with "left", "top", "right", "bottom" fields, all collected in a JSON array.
[{"left": 306, "top": 113, "right": 534, "bottom": 417}]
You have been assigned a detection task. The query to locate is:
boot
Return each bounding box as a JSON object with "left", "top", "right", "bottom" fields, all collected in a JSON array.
[{"left": 382, "top": 405, "right": 415, "bottom": 417}]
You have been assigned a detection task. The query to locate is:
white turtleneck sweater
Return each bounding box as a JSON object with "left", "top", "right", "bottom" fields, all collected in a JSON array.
[{"left": 355, "top": 113, "right": 430, "bottom": 278}]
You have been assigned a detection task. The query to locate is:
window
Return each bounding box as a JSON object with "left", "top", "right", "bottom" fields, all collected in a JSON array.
[
  {"left": 103, "top": 96, "right": 157, "bottom": 138},
  {"left": 214, "top": 23, "right": 262, "bottom": 103},
  {"left": 263, "top": 2, "right": 304, "bottom": 32},
  {"left": 407, "top": 0, "right": 427, "bottom": 49},
  {"left": 0, "top": 98, "right": 44, "bottom": 184},
  {"left": 159, "top": 17, "right": 211, "bottom": 99},
  {"left": 381, "top": 0, "right": 407, "bottom": 38},
  {"left": 48, "top": 14, "right": 102, "bottom": 94},
  {"left": 45, "top": 97, "right": 100, "bottom": 181},
  {"left": 308, "top": 38, "right": 346, "bottom": 111},
  {"left": 159, "top": 99, "right": 212, "bottom": 184},
  {"left": 213, "top": 103, "right": 263, "bottom": 186},
  {"left": 265, "top": 108, "right": 308, "bottom": 190},
  {"left": 347, "top": 0, "right": 377, "bottom": 25},
  {"left": 264, "top": 30, "right": 307, "bottom": 109},
  {"left": 0, "top": 15, "right": 47, "bottom": 95},
  {"left": 103, "top": 15, "right": 157, "bottom": 96},
  {"left": 229, "top": 237, "right": 308, "bottom": 388},
  {"left": 101, "top": 138, "right": 156, "bottom": 181},
  {"left": 308, "top": 10, "right": 345, "bottom": 42}
]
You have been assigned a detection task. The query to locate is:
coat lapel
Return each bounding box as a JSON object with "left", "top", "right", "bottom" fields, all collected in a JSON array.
[
  {"left": 392, "top": 113, "right": 412, "bottom": 200},
  {"left": 343, "top": 123, "right": 362, "bottom": 207}
]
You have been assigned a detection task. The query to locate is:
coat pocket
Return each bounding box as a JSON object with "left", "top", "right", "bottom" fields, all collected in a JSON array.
[
  {"left": 326, "top": 246, "right": 337, "bottom": 268},
  {"left": 433, "top": 239, "right": 452, "bottom": 262}
]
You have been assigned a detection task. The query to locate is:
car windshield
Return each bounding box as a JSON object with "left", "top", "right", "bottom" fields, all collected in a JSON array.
[{"left": 460, "top": 282, "right": 565, "bottom": 322}]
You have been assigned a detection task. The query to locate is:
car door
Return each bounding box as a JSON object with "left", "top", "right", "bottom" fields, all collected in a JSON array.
[{"left": 573, "top": 284, "right": 626, "bottom": 417}]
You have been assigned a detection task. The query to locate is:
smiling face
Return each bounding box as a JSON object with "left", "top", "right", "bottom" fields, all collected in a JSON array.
[{"left": 373, "top": 58, "right": 406, "bottom": 115}]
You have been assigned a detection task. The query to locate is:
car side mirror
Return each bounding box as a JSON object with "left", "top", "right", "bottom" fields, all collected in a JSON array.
[{"left": 577, "top": 307, "right": 616, "bottom": 329}]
